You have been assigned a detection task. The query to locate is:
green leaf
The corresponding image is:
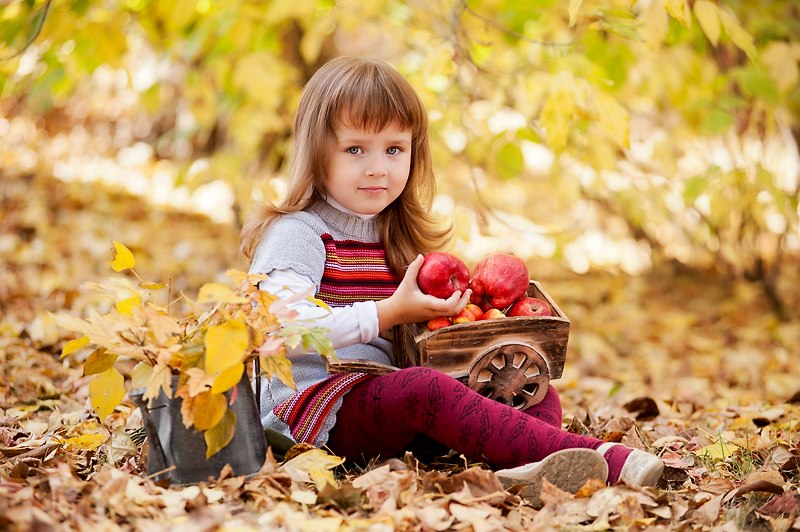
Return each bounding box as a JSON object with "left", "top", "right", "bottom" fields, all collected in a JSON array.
[
  {"left": 302, "top": 327, "right": 336, "bottom": 361},
  {"left": 684, "top": 175, "right": 709, "bottom": 204},
  {"left": 701, "top": 108, "right": 733, "bottom": 135},
  {"left": 731, "top": 68, "right": 781, "bottom": 106},
  {"left": 494, "top": 142, "right": 525, "bottom": 180}
]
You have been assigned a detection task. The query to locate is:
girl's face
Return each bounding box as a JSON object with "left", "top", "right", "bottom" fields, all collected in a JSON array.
[{"left": 325, "top": 121, "right": 412, "bottom": 216}]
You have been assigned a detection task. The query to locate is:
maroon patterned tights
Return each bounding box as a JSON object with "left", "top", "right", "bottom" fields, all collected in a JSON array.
[{"left": 327, "top": 367, "right": 631, "bottom": 482}]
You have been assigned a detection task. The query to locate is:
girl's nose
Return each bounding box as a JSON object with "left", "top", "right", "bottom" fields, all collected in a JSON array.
[{"left": 365, "top": 158, "right": 387, "bottom": 177}]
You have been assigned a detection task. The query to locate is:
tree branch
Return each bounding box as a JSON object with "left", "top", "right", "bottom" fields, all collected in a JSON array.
[
  {"left": 460, "top": 0, "right": 573, "bottom": 49},
  {"left": 0, "top": 0, "right": 53, "bottom": 62}
]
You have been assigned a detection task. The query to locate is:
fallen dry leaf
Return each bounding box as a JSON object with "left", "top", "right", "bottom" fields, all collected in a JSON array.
[{"left": 757, "top": 491, "right": 800, "bottom": 517}]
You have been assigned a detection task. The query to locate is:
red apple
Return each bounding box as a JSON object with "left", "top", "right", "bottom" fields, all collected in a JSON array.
[
  {"left": 417, "top": 252, "right": 470, "bottom": 300},
  {"left": 479, "top": 308, "right": 506, "bottom": 320},
  {"left": 507, "top": 296, "right": 553, "bottom": 317},
  {"left": 463, "top": 303, "right": 484, "bottom": 321},
  {"left": 427, "top": 316, "right": 452, "bottom": 331},
  {"left": 469, "top": 253, "right": 530, "bottom": 312},
  {"left": 452, "top": 306, "right": 477, "bottom": 324}
]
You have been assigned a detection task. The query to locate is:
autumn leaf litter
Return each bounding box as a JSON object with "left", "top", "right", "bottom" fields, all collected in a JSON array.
[{"left": 2, "top": 170, "right": 800, "bottom": 530}]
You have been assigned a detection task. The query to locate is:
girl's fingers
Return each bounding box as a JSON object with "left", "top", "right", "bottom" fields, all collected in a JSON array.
[{"left": 404, "top": 254, "right": 424, "bottom": 280}]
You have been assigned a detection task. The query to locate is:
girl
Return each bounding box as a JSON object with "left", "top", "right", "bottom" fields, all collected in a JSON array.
[{"left": 240, "top": 56, "right": 663, "bottom": 504}]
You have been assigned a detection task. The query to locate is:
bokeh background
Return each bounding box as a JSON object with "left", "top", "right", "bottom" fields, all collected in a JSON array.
[{"left": 2, "top": 0, "right": 800, "bottom": 410}]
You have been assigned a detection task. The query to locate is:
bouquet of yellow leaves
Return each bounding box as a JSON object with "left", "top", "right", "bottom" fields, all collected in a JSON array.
[{"left": 55, "top": 241, "right": 336, "bottom": 458}]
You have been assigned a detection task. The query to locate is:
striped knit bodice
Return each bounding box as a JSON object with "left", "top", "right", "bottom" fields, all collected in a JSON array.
[{"left": 317, "top": 234, "right": 401, "bottom": 306}]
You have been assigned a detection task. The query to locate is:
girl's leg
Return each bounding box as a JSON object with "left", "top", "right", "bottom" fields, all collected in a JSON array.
[
  {"left": 521, "top": 385, "right": 563, "bottom": 428},
  {"left": 326, "top": 367, "right": 633, "bottom": 481}
]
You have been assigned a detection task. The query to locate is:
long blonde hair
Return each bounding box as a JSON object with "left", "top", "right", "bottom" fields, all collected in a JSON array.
[{"left": 240, "top": 56, "right": 449, "bottom": 275}]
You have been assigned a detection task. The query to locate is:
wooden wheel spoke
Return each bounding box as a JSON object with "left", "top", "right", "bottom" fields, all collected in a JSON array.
[
  {"left": 469, "top": 344, "right": 551, "bottom": 410},
  {"left": 525, "top": 372, "right": 549, "bottom": 387}
]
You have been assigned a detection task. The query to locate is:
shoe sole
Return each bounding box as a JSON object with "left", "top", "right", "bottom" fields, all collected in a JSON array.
[{"left": 497, "top": 448, "right": 608, "bottom": 508}]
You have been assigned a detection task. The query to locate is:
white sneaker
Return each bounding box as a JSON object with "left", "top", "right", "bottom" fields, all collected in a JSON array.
[
  {"left": 596, "top": 442, "right": 664, "bottom": 487},
  {"left": 495, "top": 448, "right": 609, "bottom": 507}
]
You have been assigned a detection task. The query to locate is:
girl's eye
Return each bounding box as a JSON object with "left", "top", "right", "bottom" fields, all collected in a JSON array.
[
  {"left": 386, "top": 147, "right": 400, "bottom": 155},
  {"left": 346, "top": 146, "right": 362, "bottom": 155}
]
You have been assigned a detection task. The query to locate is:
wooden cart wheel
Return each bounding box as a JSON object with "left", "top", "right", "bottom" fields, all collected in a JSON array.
[{"left": 467, "top": 343, "right": 550, "bottom": 410}]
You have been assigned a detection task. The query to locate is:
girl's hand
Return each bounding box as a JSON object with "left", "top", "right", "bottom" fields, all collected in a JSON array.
[{"left": 376, "top": 255, "right": 472, "bottom": 330}]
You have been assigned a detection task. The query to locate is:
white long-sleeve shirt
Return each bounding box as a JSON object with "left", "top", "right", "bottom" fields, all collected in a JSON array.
[{"left": 259, "top": 268, "right": 380, "bottom": 351}]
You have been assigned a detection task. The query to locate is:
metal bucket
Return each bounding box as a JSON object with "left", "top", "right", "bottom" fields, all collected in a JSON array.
[{"left": 130, "top": 374, "right": 267, "bottom": 485}]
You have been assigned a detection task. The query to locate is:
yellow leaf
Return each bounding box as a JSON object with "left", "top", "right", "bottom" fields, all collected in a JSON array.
[
  {"left": 639, "top": 0, "right": 668, "bottom": 50},
  {"left": 108, "top": 240, "right": 136, "bottom": 272},
  {"left": 260, "top": 355, "right": 296, "bottom": 390},
  {"left": 595, "top": 91, "right": 630, "bottom": 148},
  {"left": 697, "top": 437, "right": 739, "bottom": 461},
  {"left": 540, "top": 73, "right": 577, "bottom": 152},
  {"left": 309, "top": 468, "right": 338, "bottom": 491},
  {"left": 183, "top": 367, "right": 214, "bottom": 397},
  {"left": 205, "top": 409, "right": 236, "bottom": 458},
  {"left": 665, "top": 0, "right": 689, "bottom": 26},
  {"left": 197, "top": 283, "right": 248, "bottom": 304},
  {"left": 225, "top": 269, "right": 267, "bottom": 286},
  {"left": 60, "top": 335, "right": 89, "bottom": 360},
  {"left": 89, "top": 367, "right": 125, "bottom": 421},
  {"left": 762, "top": 43, "right": 800, "bottom": 93},
  {"left": 192, "top": 391, "right": 228, "bottom": 431},
  {"left": 63, "top": 433, "right": 108, "bottom": 451},
  {"left": 693, "top": 0, "right": 720, "bottom": 46},
  {"left": 142, "top": 306, "right": 181, "bottom": 346},
  {"left": 139, "top": 281, "right": 167, "bottom": 290},
  {"left": 300, "top": 18, "right": 334, "bottom": 64},
  {"left": 211, "top": 362, "right": 244, "bottom": 394},
  {"left": 719, "top": 10, "right": 757, "bottom": 59},
  {"left": 306, "top": 296, "right": 331, "bottom": 312},
  {"left": 143, "top": 363, "right": 173, "bottom": 402},
  {"left": 204, "top": 320, "right": 249, "bottom": 375},
  {"left": 83, "top": 348, "right": 118, "bottom": 376},
  {"left": 279, "top": 448, "right": 344, "bottom": 489},
  {"left": 115, "top": 294, "right": 141, "bottom": 316},
  {"left": 131, "top": 362, "right": 153, "bottom": 390},
  {"left": 232, "top": 51, "right": 285, "bottom": 108},
  {"left": 568, "top": 0, "right": 582, "bottom": 27},
  {"left": 256, "top": 290, "right": 279, "bottom": 319}
]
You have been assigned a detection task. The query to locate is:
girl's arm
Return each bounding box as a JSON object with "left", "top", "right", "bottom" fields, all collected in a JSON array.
[
  {"left": 260, "top": 269, "right": 380, "bottom": 350},
  {"left": 376, "top": 255, "right": 471, "bottom": 331}
]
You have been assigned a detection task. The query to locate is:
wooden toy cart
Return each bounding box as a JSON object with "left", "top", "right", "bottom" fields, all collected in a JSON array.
[{"left": 327, "top": 281, "right": 570, "bottom": 410}]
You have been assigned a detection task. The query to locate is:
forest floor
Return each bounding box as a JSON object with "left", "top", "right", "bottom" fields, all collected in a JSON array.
[{"left": 2, "top": 167, "right": 800, "bottom": 531}]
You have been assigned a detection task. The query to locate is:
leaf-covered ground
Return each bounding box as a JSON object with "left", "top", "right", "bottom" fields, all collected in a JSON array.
[{"left": 2, "top": 167, "right": 800, "bottom": 531}]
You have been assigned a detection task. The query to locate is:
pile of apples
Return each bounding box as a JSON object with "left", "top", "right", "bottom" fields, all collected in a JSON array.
[{"left": 417, "top": 252, "right": 554, "bottom": 332}]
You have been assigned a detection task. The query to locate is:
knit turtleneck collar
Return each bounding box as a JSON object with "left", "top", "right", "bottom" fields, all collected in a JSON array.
[{"left": 309, "top": 201, "right": 381, "bottom": 242}]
